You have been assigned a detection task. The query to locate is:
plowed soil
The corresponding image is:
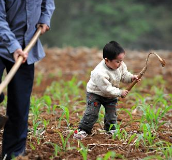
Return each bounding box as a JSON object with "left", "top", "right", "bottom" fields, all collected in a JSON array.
[{"left": 0, "top": 47, "right": 172, "bottom": 160}]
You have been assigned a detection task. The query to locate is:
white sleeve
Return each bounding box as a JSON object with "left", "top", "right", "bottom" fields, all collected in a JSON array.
[
  {"left": 121, "top": 62, "right": 133, "bottom": 83},
  {"left": 93, "top": 72, "right": 122, "bottom": 97}
]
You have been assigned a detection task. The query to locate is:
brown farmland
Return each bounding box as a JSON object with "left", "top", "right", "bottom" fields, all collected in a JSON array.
[{"left": 0, "top": 47, "right": 172, "bottom": 160}]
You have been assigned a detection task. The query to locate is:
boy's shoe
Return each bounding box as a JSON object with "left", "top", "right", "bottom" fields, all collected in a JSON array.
[
  {"left": 107, "top": 130, "right": 116, "bottom": 135},
  {"left": 0, "top": 92, "right": 4, "bottom": 103},
  {"left": 73, "top": 129, "right": 88, "bottom": 140}
]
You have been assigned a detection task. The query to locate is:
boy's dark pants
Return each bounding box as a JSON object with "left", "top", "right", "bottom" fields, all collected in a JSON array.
[
  {"left": 79, "top": 92, "right": 117, "bottom": 134},
  {"left": 0, "top": 57, "right": 34, "bottom": 159}
]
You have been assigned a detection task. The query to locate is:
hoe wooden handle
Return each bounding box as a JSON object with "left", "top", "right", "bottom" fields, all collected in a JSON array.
[
  {"left": 126, "top": 72, "right": 143, "bottom": 91},
  {"left": 0, "top": 27, "right": 42, "bottom": 94},
  {"left": 121, "top": 66, "right": 147, "bottom": 98}
]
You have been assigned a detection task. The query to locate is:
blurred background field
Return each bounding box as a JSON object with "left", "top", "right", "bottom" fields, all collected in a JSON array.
[{"left": 41, "top": 0, "right": 172, "bottom": 50}]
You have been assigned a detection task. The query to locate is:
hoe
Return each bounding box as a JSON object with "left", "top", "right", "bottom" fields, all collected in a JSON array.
[{"left": 126, "top": 52, "right": 165, "bottom": 92}]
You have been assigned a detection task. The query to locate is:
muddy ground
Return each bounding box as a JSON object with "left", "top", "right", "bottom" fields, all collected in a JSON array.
[{"left": 0, "top": 47, "right": 172, "bottom": 159}]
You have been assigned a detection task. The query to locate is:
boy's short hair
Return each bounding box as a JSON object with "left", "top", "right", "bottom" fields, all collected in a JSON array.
[{"left": 103, "top": 41, "right": 125, "bottom": 60}]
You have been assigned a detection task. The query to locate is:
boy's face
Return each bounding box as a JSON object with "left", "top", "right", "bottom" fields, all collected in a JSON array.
[{"left": 105, "top": 52, "right": 125, "bottom": 70}]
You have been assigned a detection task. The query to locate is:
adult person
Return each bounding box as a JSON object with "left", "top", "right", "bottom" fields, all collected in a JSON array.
[{"left": 0, "top": 0, "right": 55, "bottom": 159}]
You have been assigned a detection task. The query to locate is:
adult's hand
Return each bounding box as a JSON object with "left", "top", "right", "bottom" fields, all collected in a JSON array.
[
  {"left": 13, "top": 49, "right": 28, "bottom": 63},
  {"left": 37, "top": 24, "right": 49, "bottom": 35}
]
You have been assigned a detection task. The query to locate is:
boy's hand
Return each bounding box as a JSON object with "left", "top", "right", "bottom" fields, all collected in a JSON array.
[
  {"left": 132, "top": 75, "right": 141, "bottom": 82},
  {"left": 121, "top": 90, "right": 129, "bottom": 98},
  {"left": 13, "top": 49, "right": 28, "bottom": 63}
]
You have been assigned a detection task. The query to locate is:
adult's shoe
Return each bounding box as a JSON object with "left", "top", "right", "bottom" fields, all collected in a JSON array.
[{"left": 0, "top": 115, "right": 8, "bottom": 129}]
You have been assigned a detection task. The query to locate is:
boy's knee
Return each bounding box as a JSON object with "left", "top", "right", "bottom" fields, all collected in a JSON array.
[{"left": 83, "top": 113, "right": 98, "bottom": 124}]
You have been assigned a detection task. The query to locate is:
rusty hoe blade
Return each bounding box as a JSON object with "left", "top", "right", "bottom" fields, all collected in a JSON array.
[{"left": 151, "top": 52, "right": 166, "bottom": 67}]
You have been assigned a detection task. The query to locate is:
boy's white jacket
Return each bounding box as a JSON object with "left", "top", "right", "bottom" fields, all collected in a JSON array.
[{"left": 87, "top": 59, "right": 133, "bottom": 98}]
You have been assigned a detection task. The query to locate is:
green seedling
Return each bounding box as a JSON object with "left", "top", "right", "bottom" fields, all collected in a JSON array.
[
  {"left": 142, "top": 155, "right": 163, "bottom": 160},
  {"left": 97, "top": 106, "right": 105, "bottom": 128},
  {"left": 42, "top": 95, "right": 52, "bottom": 113},
  {"left": 111, "top": 123, "right": 128, "bottom": 141},
  {"left": 137, "top": 75, "right": 166, "bottom": 91},
  {"left": 0, "top": 95, "right": 7, "bottom": 107},
  {"left": 128, "top": 92, "right": 147, "bottom": 106},
  {"left": 43, "top": 119, "right": 49, "bottom": 129},
  {"left": 169, "top": 94, "right": 172, "bottom": 103},
  {"left": 138, "top": 101, "right": 172, "bottom": 130},
  {"left": 32, "top": 120, "right": 42, "bottom": 136},
  {"left": 30, "top": 96, "right": 43, "bottom": 121},
  {"left": 96, "top": 151, "right": 116, "bottom": 160},
  {"left": 119, "top": 108, "right": 133, "bottom": 121},
  {"left": 157, "top": 141, "right": 172, "bottom": 159},
  {"left": 35, "top": 72, "right": 43, "bottom": 86},
  {"left": 52, "top": 104, "right": 58, "bottom": 113},
  {"left": 128, "top": 133, "right": 137, "bottom": 144},
  {"left": 141, "top": 123, "right": 155, "bottom": 146},
  {"left": 162, "top": 145, "right": 172, "bottom": 159},
  {"left": 135, "top": 134, "right": 144, "bottom": 148},
  {"left": 53, "top": 143, "right": 61, "bottom": 157},
  {"left": 29, "top": 142, "right": 36, "bottom": 150},
  {"left": 44, "top": 142, "right": 61, "bottom": 158},
  {"left": 45, "top": 76, "right": 85, "bottom": 107},
  {"left": 134, "top": 123, "right": 156, "bottom": 148},
  {"left": 36, "top": 135, "right": 42, "bottom": 145},
  {"left": 58, "top": 131, "right": 73, "bottom": 151},
  {"left": 151, "top": 86, "right": 165, "bottom": 100},
  {"left": 78, "top": 141, "right": 88, "bottom": 160},
  {"left": 58, "top": 105, "right": 70, "bottom": 128}
]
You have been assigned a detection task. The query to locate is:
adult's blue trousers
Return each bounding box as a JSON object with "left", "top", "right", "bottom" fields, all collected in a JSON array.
[{"left": 0, "top": 57, "right": 34, "bottom": 159}]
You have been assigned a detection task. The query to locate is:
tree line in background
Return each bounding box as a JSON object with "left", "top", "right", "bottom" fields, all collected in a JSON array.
[{"left": 41, "top": 0, "right": 172, "bottom": 50}]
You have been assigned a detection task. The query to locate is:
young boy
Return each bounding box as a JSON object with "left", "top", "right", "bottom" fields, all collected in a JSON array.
[{"left": 73, "top": 41, "right": 139, "bottom": 140}]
